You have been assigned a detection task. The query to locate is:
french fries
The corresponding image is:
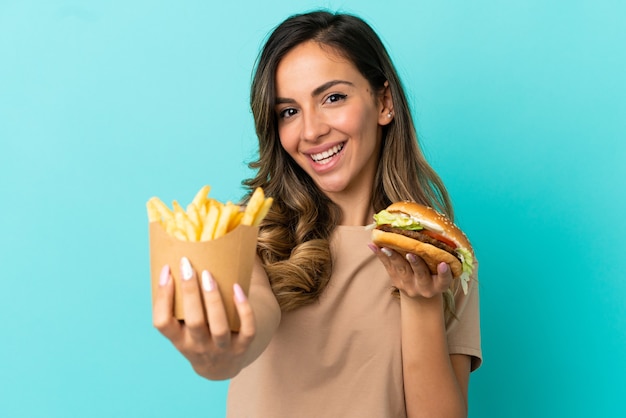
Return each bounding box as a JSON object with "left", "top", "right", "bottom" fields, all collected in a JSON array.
[{"left": 146, "top": 185, "right": 273, "bottom": 242}]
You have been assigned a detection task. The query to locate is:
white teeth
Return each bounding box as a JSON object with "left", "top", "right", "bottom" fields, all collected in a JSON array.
[{"left": 310, "top": 143, "right": 344, "bottom": 163}]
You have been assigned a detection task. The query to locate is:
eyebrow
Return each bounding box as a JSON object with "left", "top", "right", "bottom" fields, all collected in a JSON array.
[{"left": 275, "top": 80, "right": 354, "bottom": 105}]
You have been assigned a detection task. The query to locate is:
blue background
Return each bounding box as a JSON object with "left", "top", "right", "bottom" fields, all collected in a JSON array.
[{"left": 1, "top": 0, "right": 624, "bottom": 417}]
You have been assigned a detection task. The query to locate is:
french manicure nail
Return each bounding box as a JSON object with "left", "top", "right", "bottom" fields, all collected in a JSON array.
[
  {"left": 201, "top": 270, "right": 215, "bottom": 292},
  {"left": 159, "top": 265, "right": 170, "bottom": 286},
  {"left": 367, "top": 243, "right": 379, "bottom": 254},
  {"left": 438, "top": 262, "right": 449, "bottom": 274},
  {"left": 180, "top": 256, "right": 193, "bottom": 280},
  {"left": 381, "top": 247, "right": 393, "bottom": 257},
  {"left": 233, "top": 283, "right": 247, "bottom": 303},
  {"left": 406, "top": 253, "right": 418, "bottom": 263}
]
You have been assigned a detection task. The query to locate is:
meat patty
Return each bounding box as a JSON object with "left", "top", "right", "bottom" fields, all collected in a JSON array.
[{"left": 376, "top": 225, "right": 462, "bottom": 262}]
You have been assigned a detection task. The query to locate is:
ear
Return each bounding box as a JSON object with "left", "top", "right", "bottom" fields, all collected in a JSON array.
[{"left": 377, "top": 80, "right": 394, "bottom": 126}]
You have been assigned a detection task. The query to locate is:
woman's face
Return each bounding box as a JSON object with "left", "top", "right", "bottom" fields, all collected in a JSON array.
[{"left": 274, "top": 41, "right": 392, "bottom": 202}]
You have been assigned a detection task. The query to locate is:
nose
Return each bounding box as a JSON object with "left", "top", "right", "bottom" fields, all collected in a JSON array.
[{"left": 300, "top": 109, "right": 330, "bottom": 143}]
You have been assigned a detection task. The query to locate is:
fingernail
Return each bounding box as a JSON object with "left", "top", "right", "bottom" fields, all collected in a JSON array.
[
  {"left": 381, "top": 247, "right": 393, "bottom": 257},
  {"left": 180, "top": 256, "right": 193, "bottom": 280},
  {"left": 438, "top": 262, "right": 449, "bottom": 274},
  {"left": 367, "top": 243, "right": 379, "bottom": 254},
  {"left": 233, "top": 283, "right": 247, "bottom": 303},
  {"left": 406, "top": 253, "right": 418, "bottom": 263},
  {"left": 159, "top": 265, "right": 170, "bottom": 286},
  {"left": 201, "top": 270, "right": 215, "bottom": 292}
]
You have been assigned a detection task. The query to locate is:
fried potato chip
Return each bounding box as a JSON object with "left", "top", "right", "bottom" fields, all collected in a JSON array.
[
  {"left": 172, "top": 209, "right": 195, "bottom": 242},
  {"left": 146, "top": 200, "right": 160, "bottom": 223},
  {"left": 252, "top": 197, "right": 273, "bottom": 226},
  {"left": 214, "top": 202, "right": 237, "bottom": 239},
  {"left": 148, "top": 196, "right": 174, "bottom": 223},
  {"left": 228, "top": 210, "right": 244, "bottom": 231},
  {"left": 186, "top": 203, "right": 201, "bottom": 230},
  {"left": 241, "top": 187, "right": 265, "bottom": 226},
  {"left": 172, "top": 200, "right": 185, "bottom": 215},
  {"left": 172, "top": 228, "right": 188, "bottom": 241},
  {"left": 163, "top": 217, "right": 177, "bottom": 235},
  {"left": 192, "top": 185, "right": 211, "bottom": 209},
  {"left": 200, "top": 203, "right": 220, "bottom": 241},
  {"left": 146, "top": 185, "right": 273, "bottom": 241}
]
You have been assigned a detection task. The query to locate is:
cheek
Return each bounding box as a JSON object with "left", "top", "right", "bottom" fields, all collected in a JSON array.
[
  {"left": 278, "top": 125, "right": 298, "bottom": 156},
  {"left": 339, "top": 102, "right": 377, "bottom": 135}
]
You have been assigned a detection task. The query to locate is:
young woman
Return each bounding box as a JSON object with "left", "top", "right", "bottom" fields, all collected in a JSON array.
[{"left": 153, "top": 10, "right": 481, "bottom": 418}]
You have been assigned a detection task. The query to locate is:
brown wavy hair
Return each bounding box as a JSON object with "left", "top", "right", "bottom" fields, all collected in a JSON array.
[{"left": 243, "top": 10, "right": 455, "bottom": 312}]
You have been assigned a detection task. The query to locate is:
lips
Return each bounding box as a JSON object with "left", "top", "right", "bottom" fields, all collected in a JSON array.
[{"left": 308, "top": 142, "right": 345, "bottom": 164}]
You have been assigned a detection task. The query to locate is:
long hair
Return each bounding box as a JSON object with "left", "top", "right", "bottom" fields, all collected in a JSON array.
[{"left": 244, "top": 10, "right": 455, "bottom": 312}]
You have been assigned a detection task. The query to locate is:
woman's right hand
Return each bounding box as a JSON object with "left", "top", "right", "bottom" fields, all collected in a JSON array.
[{"left": 152, "top": 256, "right": 257, "bottom": 381}]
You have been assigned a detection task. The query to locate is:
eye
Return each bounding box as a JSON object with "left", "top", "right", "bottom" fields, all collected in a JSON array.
[
  {"left": 325, "top": 93, "right": 347, "bottom": 104},
  {"left": 278, "top": 107, "right": 298, "bottom": 119}
]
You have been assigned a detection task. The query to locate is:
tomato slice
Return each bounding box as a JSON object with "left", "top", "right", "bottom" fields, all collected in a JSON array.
[{"left": 421, "top": 230, "right": 457, "bottom": 249}]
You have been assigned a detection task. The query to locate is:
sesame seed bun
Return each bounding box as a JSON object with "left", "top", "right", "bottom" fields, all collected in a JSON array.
[{"left": 372, "top": 202, "right": 474, "bottom": 278}]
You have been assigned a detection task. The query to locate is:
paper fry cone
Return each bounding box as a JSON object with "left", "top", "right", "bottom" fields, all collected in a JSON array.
[{"left": 149, "top": 222, "right": 258, "bottom": 331}]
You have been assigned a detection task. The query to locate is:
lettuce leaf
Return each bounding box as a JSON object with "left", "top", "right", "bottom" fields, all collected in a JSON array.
[
  {"left": 456, "top": 247, "right": 475, "bottom": 295},
  {"left": 373, "top": 210, "right": 424, "bottom": 231}
]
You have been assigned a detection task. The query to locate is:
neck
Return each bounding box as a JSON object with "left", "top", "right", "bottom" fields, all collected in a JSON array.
[{"left": 329, "top": 190, "right": 374, "bottom": 227}]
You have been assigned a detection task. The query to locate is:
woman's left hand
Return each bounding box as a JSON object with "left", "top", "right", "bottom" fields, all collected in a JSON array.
[{"left": 369, "top": 244, "right": 453, "bottom": 299}]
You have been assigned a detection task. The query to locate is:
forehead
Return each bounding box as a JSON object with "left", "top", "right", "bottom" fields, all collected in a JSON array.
[{"left": 275, "top": 41, "right": 365, "bottom": 94}]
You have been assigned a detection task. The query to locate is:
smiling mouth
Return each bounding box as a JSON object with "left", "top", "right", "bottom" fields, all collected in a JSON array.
[{"left": 309, "top": 143, "right": 345, "bottom": 164}]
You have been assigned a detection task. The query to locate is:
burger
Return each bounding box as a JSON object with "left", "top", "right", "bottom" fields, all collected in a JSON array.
[{"left": 371, "top": 201, "right": 475, "bottom": 294}]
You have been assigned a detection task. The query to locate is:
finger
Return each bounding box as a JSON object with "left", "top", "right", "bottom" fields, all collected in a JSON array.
[
  {"left": 200, "top": 270, "right": 232, "bottom": 349},
  {"left": 385, "top": 247, "right": 422, "bottom": 280},
  {"left": 368, "top": 243, "right": 391, "bottom": 269},
  {"left": 370, "top": 244, "right": 414, "bottom": 286},
  {"left": 405, "top": 253, "right": 432, "bottom": 285},
  {"left": 153, "top": 265, "right": 183, "bottom": 340},
  {"left": 379, "top": 246, "right": 409, "bottom": 273},
  {"left": 434, "top": 262, "right": 454, "bottom": 291},
  {"left": 179, "top": 257, "right": 210, "bottom": 343},
  {"left": 232, "top": 283, "right": 256, "bottom": 348},
  {"left": 403, "top": 253, "right": 440, "bottom": 298}
]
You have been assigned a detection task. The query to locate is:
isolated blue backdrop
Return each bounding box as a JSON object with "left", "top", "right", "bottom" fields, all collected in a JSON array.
[{"left": 1, "top": 1, "right": 624, "bottom": 417}]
